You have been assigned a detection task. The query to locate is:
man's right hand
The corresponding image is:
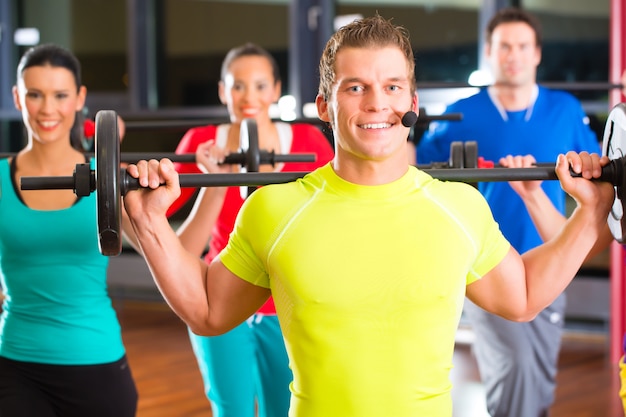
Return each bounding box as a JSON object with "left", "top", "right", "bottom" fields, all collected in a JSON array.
[{"left": 123, "top": 158, "right": 182, "bottom": 221}]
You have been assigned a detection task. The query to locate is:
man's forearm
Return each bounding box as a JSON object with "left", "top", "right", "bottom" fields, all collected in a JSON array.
[
  {"left": 521, "top": 204, "right": 606, "bottom": 314},
  {"left": 130, "top": 213, "right": 211, "bottom": 328}
]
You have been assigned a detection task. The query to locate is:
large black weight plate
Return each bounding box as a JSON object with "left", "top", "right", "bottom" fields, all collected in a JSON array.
[
  {"left": 95, "top": 110, "right": 122, "bottom": 256},
  {"left": 602, "top": 102, "right": 626, "bottom": 243}
]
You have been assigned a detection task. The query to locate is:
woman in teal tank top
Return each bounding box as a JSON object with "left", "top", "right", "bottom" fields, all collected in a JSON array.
[{"left": 0, "top": 44, "right": 137, "bottom": 417}]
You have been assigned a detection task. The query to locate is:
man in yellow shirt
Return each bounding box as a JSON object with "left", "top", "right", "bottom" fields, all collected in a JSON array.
[{"left": 123, "top": 14, "right": 614, "bottom": 417}]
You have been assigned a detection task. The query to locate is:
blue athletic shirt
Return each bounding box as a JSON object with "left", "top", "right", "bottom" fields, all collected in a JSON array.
[
  {"left": 417, "top": 86, "right": 600, "bottom": 253},
  {"left": 0, "top": 158, "right": 125, "bottom": 365}
]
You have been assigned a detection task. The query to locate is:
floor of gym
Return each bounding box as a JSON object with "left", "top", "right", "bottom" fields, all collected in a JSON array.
[{"left": 115, "top": 299, "right": 623, "bottom": 417}]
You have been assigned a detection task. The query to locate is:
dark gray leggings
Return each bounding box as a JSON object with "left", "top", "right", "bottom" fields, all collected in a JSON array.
[{"left": 0, "top": 355, "right": 138, "bottom": 417}]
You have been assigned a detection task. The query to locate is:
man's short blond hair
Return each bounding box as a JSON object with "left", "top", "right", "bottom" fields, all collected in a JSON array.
[{"left": 318, "top": 14, "right": 416, "bottom": 101}]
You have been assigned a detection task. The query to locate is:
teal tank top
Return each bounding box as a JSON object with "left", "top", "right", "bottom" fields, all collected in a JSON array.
[{"left": 0, "top": 158, "right": 125, "bottom": 364}]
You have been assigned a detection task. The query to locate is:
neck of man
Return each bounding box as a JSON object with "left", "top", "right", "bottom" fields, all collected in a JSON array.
[
  {"left": 333, "top": 150, "right": 409, "bottom": 186},
  {"left": 489, "top": 81, "right": 538, "bottom": 111}
]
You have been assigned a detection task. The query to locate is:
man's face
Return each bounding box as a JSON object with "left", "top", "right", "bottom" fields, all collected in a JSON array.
[
  {"left": 486, "top": 21, "right": 541, "bottom": 87},
  {"left": 316, "top": 46, "right": 416, "bottom": 164}
]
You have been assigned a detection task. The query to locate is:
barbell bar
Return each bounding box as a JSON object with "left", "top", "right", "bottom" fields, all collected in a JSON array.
[
  {"left": 22, "top": 161, "right": 600, "bottom": 190},
  {"left": 0, "top": 149, "right": 315, "bottom": 166},
  {"left": 20, "top": 104, "right": 626, "bottom": 256}
]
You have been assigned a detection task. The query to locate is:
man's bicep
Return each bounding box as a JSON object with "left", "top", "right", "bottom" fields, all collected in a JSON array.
[
  {"left": 465, "top": 246, "right": 527, "bottom": 320},
  {"left": 201, "top": 259, "right": 271, "bottom": 334}
]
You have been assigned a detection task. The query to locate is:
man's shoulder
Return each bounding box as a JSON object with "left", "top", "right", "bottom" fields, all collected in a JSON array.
[
  {"left": 536, "top": 87, "right": 589, "bottom": 119},
  {"left": 237, "top": 167, "right": 329, "bottom": 235},
  {"left": 247, "top": 166, "right": 328, "bottom": 202},
  {"left": 447, "top": 88, "right": 490, "bottom": 110},
  {"left": 538, "top": 85, "right": 582, "bottom": 105}
]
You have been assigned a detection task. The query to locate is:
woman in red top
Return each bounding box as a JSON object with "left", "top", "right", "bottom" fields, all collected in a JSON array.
[{"left": 167, "top": 43, "right": 334, "bottom": 417}]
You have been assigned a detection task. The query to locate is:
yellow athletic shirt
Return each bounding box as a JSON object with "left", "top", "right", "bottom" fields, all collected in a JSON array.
[{"left": 221, "top": 163, "right": 510, "bottom": 417}]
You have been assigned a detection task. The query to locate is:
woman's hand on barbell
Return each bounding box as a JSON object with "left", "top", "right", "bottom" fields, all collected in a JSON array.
[{"left": 195, "top": 140, "right": 231, "bottom": 174}]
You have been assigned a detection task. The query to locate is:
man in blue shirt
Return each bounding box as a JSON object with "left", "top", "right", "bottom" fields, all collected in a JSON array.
[{"left": 417, "top": 8, "right": 600, "bottom": 417}]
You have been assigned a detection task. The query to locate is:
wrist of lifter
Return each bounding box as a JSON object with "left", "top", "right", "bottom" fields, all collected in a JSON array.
[
  {"left": 568, "top": 204, "right": 607, "bottom": 236},
  {"left": 130, "top": 210, "right": 172, "bottom": 237}
]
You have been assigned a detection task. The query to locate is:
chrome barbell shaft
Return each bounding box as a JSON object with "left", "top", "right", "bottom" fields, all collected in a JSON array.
[{"left": 20, "top": 162, "right": 623, "bottom": 194}]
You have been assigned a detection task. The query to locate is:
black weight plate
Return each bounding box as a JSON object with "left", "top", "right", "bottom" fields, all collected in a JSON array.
[
  {"left": 449, "top": 141, "right": 464, "bottom": 168},
  {"left": 602, "top": 102, "right": 626, "bottom": 243},
  {"left": 463, "top": 141, "right": 478, "bottom": 169},
  {"left": 239, "top": 118, "right": 260, "bottom": 198},
  {"left": 95, "top": 110, "right": 122, "bottom": 256}
]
